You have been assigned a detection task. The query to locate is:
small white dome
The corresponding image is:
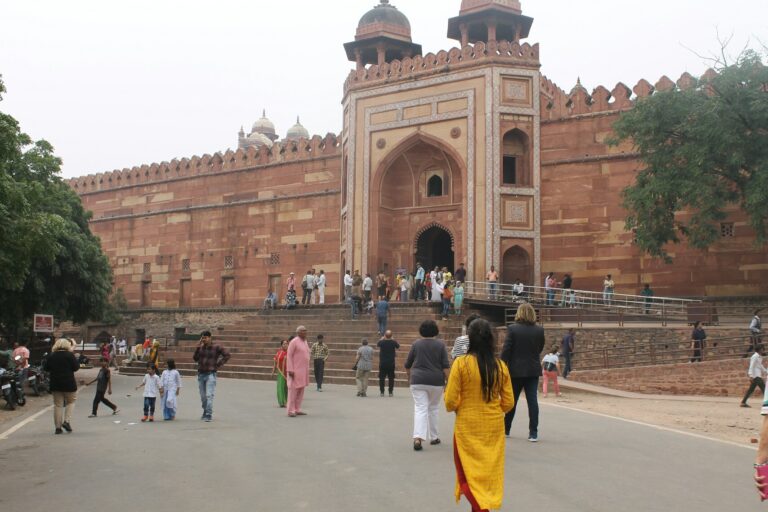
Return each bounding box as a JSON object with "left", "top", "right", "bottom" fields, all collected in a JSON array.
[{"left": 286, "top": 117, "right": 309, "bottom": 140}]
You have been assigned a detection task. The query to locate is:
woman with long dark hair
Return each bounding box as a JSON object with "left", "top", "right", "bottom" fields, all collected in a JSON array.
[{"left": 445, "top": 319, "right": 514, "bottom": 512}]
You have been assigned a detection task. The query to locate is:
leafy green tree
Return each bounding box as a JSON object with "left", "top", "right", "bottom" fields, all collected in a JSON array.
[
  {"left": 611, "top": 50, "right": 768, "bottom": 261},
  {"left": 0, "top": 76, "right": 113, "bottom": 338}
]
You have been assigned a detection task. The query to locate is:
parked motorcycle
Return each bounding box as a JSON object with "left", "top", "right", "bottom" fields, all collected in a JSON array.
[
  {"left": 12, "top": 355, "right": 27, "bottom": 404},
  {"left": 27, "top": 363, "right": 49, "bottom": 396},
  {"left": 0, "top": 367, "right": 25, "bottom": 410}
]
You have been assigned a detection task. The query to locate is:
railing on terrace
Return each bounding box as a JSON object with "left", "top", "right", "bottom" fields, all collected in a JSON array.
[
  {"left": 572, "top": 334, "right": 760, "bottom": 371},
  {"left": 462, "top": 281, "right": 702, "bottom": 326}
]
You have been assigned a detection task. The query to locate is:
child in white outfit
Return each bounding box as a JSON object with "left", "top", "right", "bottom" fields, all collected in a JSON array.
[{"left": 135, "top": 364, "right": 163, "bottom": 422}]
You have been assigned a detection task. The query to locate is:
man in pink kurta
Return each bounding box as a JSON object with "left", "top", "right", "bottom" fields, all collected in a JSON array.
[{"left": 286, "top": 325, "right": 311, "bottom": 416}]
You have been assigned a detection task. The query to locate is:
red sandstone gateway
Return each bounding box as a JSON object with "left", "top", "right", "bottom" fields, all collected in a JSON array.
[{"left": 68, "top": 0, "right": 767, "bottom": 309}]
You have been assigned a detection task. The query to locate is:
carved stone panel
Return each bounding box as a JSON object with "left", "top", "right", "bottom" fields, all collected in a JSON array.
[
  {"left": 502, "top": 195, "right": 534, "bottom": 230},
  {"left": 501, "top": 77, "right": 532, "bottom": 107}
]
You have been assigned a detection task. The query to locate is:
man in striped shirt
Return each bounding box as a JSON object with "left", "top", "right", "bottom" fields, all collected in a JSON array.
[
  {"left": 451, "top": 314, "right": 482, "bottom": 359},
  {"left": 310, "top": 335, "right": 329, "bottom": 391}
]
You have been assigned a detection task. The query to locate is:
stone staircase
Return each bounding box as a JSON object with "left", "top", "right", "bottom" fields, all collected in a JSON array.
[{"left": 119, "top": 303, "right": 474, "bottom": 388}]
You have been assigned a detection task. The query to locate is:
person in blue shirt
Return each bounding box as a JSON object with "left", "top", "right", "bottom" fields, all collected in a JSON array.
[
  {"left": 375, "top": 298, "right": 391, "bottom": 335},
  {"left": 415, "top": 263, "right": 426, "bottom": 301}
]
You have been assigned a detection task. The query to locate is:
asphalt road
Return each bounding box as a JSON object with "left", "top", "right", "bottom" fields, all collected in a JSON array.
[{"left": 0, "top": 374, "right": 760, "bottom": 511}]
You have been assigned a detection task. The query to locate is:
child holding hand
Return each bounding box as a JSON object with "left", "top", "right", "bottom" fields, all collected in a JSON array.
[{"left": 135, "top": 364, "right": 162, "bottom": 422}]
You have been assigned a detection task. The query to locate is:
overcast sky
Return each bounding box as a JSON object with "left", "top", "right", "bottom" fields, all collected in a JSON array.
[{"left": 1, "top": 0, "right": 765, "bottom": 179}]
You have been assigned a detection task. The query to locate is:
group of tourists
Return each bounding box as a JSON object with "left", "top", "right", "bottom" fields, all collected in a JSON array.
[
  {"left": 271, "top": 269, "right": 327, "bottom": 310},
  {"left": 262, "top": 304, "right": 563, "bottom": 511}
]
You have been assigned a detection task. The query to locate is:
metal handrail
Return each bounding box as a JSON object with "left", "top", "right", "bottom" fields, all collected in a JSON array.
[
  {"left": 463, "top": 281, "right": 700, "bottom": 321},
  {"left": 570, "top": 333, "right": 760, "bottom": 371}
]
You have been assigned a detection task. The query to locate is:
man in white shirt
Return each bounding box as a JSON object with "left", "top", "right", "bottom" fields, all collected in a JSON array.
[
  {"left": 343, "top": 270, "right": 353, "bottom": 303},
  {"left": 301, "top": 270, "right": 315, "bottom": 306},
  {"left": 316, "top": 270, "right": 326, "bottom": 304},
  {"left": 512, "top": 279, "right": 525, "bottom": 301},
  {"left": 362, "top": 273, "right": 373, "bottom": 303},
  {"left": 741, "top": 346, "right": 766, "bottom": 408}
]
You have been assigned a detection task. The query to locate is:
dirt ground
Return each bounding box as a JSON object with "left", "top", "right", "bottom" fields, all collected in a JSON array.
[
  {"left": 1, "top": 375, "right": 764, "bottom": 447},
  {"left": 544, "top": 391, "right": 763, "bottom": 446}
]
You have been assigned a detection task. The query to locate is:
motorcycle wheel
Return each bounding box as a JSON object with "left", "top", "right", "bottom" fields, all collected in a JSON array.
[
  {"left": 32, "top": 381, "right": 41, "bottom": 396},
  {"left": 17, "top": 395, "right": 26, "bottom": 406}
]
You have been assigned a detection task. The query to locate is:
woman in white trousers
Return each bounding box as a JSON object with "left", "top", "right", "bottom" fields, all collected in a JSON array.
[{"left": 404, "top": 320, "right": 451, "bottom": 451}]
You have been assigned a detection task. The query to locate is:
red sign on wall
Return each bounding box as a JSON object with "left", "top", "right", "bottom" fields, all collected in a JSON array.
[{"left": 33, "top": 314, "right": 54, "bottom": 333}]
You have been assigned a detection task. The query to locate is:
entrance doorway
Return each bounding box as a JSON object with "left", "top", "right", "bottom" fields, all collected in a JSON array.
[
  {"left": 415, "top": 226, "right": 454, "bottom": 273},
  {"left": 502, "top": 246, "right": 532, "bottom": 285}
]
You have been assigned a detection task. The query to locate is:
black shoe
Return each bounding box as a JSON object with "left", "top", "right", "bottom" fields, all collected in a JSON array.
[
  {"left": 741, "top": 403, "right": 751, "bottom": 408},
  {"left": 430, "top": 438, "right": 441, "bottom": 445},
  {"left": 55, "top": 428, "right": 63, "bottom": 435},
  {"left": 62, "top": 422, "right": 72, "bottom": 432},
  {"left": 413, "top": 440, "right": 423, "bottom": 451}
]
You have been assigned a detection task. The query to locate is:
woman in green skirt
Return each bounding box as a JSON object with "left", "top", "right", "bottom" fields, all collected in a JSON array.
[{"left": 272, "top": 339, "right": 289, "bottom": 407}]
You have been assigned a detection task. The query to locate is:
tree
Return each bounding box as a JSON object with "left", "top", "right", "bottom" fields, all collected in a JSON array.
[
  {"left": 611, "top": 49, "right": 768, "bottom": 261},
  {"left": 0, "top": 75, "right": 113, "bottom": 338}
]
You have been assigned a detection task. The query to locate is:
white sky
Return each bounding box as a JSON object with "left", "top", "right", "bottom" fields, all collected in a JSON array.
[{"left": 1, "top": 0, "right": 765, "bottom": 179}]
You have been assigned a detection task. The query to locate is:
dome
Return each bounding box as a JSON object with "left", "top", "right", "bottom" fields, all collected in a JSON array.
[
  {"left": 285, "top": 117, "right": 309, "bottom": 140},
  {"left": 251, "top": 109, "right": 276, "bottom": 138},
  {"left": 356, "top": 0, "right": 412, "bottom": 41}
]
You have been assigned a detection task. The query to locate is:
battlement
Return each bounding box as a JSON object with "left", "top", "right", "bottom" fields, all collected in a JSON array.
[
  {"left": 68, "top": 133, "right": 341, "bottom": 194},
  {"left": 540, "top": 69, "right": 718, "bottom": 121},
  {"left": 344, "top": 39, "right": 540, "bottom": 93}
]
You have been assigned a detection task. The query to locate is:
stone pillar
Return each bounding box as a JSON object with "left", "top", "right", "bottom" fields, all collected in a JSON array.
[
  {"left": 460, "top": 23, "right": 469, "bottom": 46},
  {"left": 376, "top": 44, "right": 386, "bottom": 66},
  {"left": 355, "top": 49, "right": 363, "bottom": 70},
  {"left": 487, "top": 21, "right": 497, "bottom": 43}
]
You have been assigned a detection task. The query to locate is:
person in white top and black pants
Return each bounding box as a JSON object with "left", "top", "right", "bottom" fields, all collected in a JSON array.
[{"left": 741, "top": 346, "right": 767, "bottom": 408}]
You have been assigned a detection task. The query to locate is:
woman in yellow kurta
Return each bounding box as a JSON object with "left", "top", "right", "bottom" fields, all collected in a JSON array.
[{"left": 445, "top": 318, "right": 514, "bottom": 511}]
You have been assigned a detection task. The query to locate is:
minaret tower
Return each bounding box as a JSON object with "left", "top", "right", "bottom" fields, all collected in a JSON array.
[
  {"left": 344, "top": 0, "right": 422, "bottom": 69},
  {"left": 447, "top": 0, "right": 534, "bottom": 46}
]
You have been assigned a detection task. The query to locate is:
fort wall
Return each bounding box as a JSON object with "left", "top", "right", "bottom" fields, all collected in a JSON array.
[
  {"left": 538, "top": 71, "right": 768, "bottom": 296},
  {"left": 69, "top": 135, "right": 344, "bottom": 308}
]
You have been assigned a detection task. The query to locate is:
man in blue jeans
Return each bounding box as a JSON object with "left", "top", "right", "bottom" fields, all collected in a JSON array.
[
  {"left": 375, "top": 298, "right": 390, "bottom": 335},
  {"left": 192, "top": 330, "right": 231, "bottom": 422}
]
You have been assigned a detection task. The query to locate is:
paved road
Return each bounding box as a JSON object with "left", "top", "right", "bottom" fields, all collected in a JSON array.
[{"left": 0, "top": 375, "right": 760, "bottom": 511}]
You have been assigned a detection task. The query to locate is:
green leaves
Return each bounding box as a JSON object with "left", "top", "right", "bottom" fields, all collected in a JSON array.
[
  {"left": 612, "top": 50, "right": 768, "bottom": 260},
  {"left": 0, "top": 76, "right": 113, "bottom": 337}
]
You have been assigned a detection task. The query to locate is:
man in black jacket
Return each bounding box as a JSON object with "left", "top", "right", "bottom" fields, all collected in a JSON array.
[{"left": 500, "top": 303, "right": 545, "bottom": 442}]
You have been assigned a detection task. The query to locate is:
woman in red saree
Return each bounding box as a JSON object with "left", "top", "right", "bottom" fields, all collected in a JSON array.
[{"left": 271, "top": 339, "right": 289, "bottom": 407}]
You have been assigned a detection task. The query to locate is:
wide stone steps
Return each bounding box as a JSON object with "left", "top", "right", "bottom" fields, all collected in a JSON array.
[{"left": 120, "top": 302, "right": 474, "bottom": 387}]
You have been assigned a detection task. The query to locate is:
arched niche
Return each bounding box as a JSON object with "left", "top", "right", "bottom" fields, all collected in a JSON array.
[
  {"left": 502, "top": 245, "right": 532, "bottom": 285},
  {"left": 427, "top": 174, "right": 444, "bottom": 197},
  {"left": 502, "top": 128, "right": 531, "bottom": 187}
]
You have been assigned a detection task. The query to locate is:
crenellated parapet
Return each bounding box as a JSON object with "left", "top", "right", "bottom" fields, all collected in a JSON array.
[
  {"left": 344, "top": 39, "right": 539, "bottom": 93},
  {"left": 67, "top": 133, "right": 341, "bottom": 194},
  {"left": 540, "top": 69, "right": 717, "bottom": 121}
]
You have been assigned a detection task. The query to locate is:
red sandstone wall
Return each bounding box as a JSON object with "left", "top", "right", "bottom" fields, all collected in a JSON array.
[
  {"left": 71, "top": 136, "right": 343, "bottom": 308},
  {"left": 570, "top": 358, "right": 759, "bottom": 398},
  {"left": 539, "top": 77, "right": 768, "bottom": 297}
]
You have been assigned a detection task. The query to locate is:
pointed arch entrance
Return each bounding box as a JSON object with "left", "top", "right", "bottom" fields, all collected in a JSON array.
[
  {"left": 415, "top": 224, "right": 455, "bottom": 273},
  {"left": 369, "top": 132, "right": 466, "bottom": 274},
  {"left": 502, "top": 246, "right": 531, "bottom": 285}
]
